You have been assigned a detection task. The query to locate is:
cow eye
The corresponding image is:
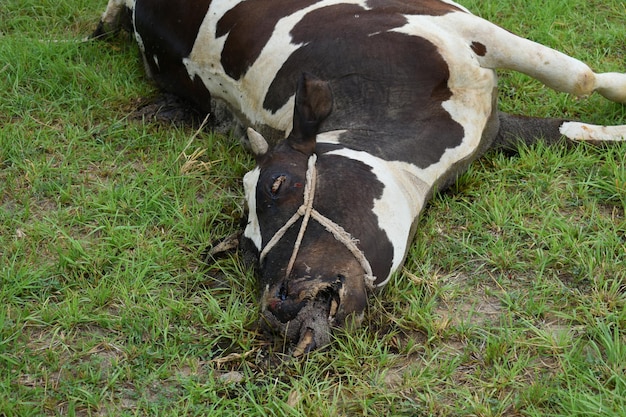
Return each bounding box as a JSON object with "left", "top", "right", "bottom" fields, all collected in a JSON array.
[{"left": 271, "top": 175, "right": 287, "bottom": 195}]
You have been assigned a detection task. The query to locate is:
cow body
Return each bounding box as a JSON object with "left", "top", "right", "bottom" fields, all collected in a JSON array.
[{"left": 96, "top": 0, "right": 626, "bottom": 354}]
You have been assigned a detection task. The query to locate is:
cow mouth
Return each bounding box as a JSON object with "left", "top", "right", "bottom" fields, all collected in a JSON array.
[{"left": 259, "top": 277, "right": 344, "bottom": 357}]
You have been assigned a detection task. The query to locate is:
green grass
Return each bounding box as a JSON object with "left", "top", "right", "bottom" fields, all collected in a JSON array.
[{"left": 1, "top": 0, "right": 625, "bottom": 415}]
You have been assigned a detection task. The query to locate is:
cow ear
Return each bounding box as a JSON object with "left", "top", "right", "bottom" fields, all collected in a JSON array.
[{"left": 287, "top": 72, "right": 333, "bottom": 155}]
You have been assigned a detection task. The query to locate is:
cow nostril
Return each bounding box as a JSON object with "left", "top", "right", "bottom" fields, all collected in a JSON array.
[
  {"left": 278, "top": 282, "right": 288, "bottom": 301},
  {"left": 267, "top": 282, "right": 306, "bottom": 323},
  {"left": 332, "top": 274, "right": 345, "bottom": 291}
]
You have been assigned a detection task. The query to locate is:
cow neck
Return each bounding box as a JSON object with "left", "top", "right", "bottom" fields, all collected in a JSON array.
[{"left": 259, "top": 153, "right": 376, "bottom": 290}]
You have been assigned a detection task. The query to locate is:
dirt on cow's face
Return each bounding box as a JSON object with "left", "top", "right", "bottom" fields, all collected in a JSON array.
[{"left": 258, "top": 258, "right": 368, "bottom": 356}]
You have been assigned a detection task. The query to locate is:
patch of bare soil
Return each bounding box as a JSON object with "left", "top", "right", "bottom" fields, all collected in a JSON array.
[{"left": 435, "top": 292, "right": 502, "bottom": 330}]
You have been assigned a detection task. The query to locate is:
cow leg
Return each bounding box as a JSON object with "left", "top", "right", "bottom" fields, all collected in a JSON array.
[
  {"left": 454, "top": 15, "right": 626, "bottom": 104},
  {"left": 92, "top": 0, "right": 133, "bottom": 39},
  {"left": 445, "top": 14, "right": 626, "bottom": 147},
  {"left": 493, "top": 112, "right": 625, "bottom": 150}
]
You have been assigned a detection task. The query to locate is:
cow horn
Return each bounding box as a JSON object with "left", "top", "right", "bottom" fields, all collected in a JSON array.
[{"left": 247, "top": 127, "right": 269, "bottom": 156}]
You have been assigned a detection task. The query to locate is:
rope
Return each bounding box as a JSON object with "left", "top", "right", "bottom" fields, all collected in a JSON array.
[{"left": 258, "top": 154, "right": 376, "bottom": 289}]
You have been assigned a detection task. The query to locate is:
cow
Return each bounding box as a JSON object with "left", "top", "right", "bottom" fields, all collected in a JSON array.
[{"left": 94, "top": 0, "right": 626, "bottom": 356}]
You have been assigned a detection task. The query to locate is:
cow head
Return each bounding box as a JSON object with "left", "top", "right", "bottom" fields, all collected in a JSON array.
[{"left": 242, "top": 73, "right": 375, "bottom": 355}]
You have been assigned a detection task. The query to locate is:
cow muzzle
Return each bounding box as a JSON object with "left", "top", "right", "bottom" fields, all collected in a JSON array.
[{"left": 260, "top": 270, "right": 368, "bottom": 356}]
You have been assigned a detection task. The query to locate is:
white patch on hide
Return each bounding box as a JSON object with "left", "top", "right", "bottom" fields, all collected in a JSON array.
[
  {"left": 323, "top": 146, "right": 431, "bottom": 287},
  {"left": 243, "top": 167, "right": 262, "bottom": 250},
  {"left": 560, "top": 122, "right": 626, "bottom": 142},
  {"left": 100, "top": 0, "right": 136, "bottom": 28},
  {"left": 442, "top": 0, "right": 470, "bottom": 12},
  {"left": 128, "top": 5, "right": 153, "bottom": 79},
  {"left": 317, "top": 130, "right": 348, "bottom": 144},
  {"left": 391, "top": 14, "right": 496, "bottom": 184}
]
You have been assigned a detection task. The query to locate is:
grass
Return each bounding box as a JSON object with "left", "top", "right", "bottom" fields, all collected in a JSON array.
[{"left": 1, "top": 0, "right": 625, "bottom": 415}]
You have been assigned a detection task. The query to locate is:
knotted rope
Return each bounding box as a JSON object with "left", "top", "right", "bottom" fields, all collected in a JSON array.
[{"left": 259, "top": 154, "right": 376, "bottom": 289}]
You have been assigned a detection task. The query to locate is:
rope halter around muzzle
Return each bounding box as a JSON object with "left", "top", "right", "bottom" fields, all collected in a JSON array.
[{"left": 258, "top": 154, "right": 376, "bottom": 290}]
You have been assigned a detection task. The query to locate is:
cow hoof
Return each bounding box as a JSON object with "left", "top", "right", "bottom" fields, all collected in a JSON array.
[{"left": 130, "top": 94, "right": 208, "bottom": 127}]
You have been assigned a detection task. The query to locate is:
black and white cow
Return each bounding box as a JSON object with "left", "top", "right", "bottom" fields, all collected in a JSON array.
[{"left": 95, "top": 0, "right": 626, "bottom": 355}]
